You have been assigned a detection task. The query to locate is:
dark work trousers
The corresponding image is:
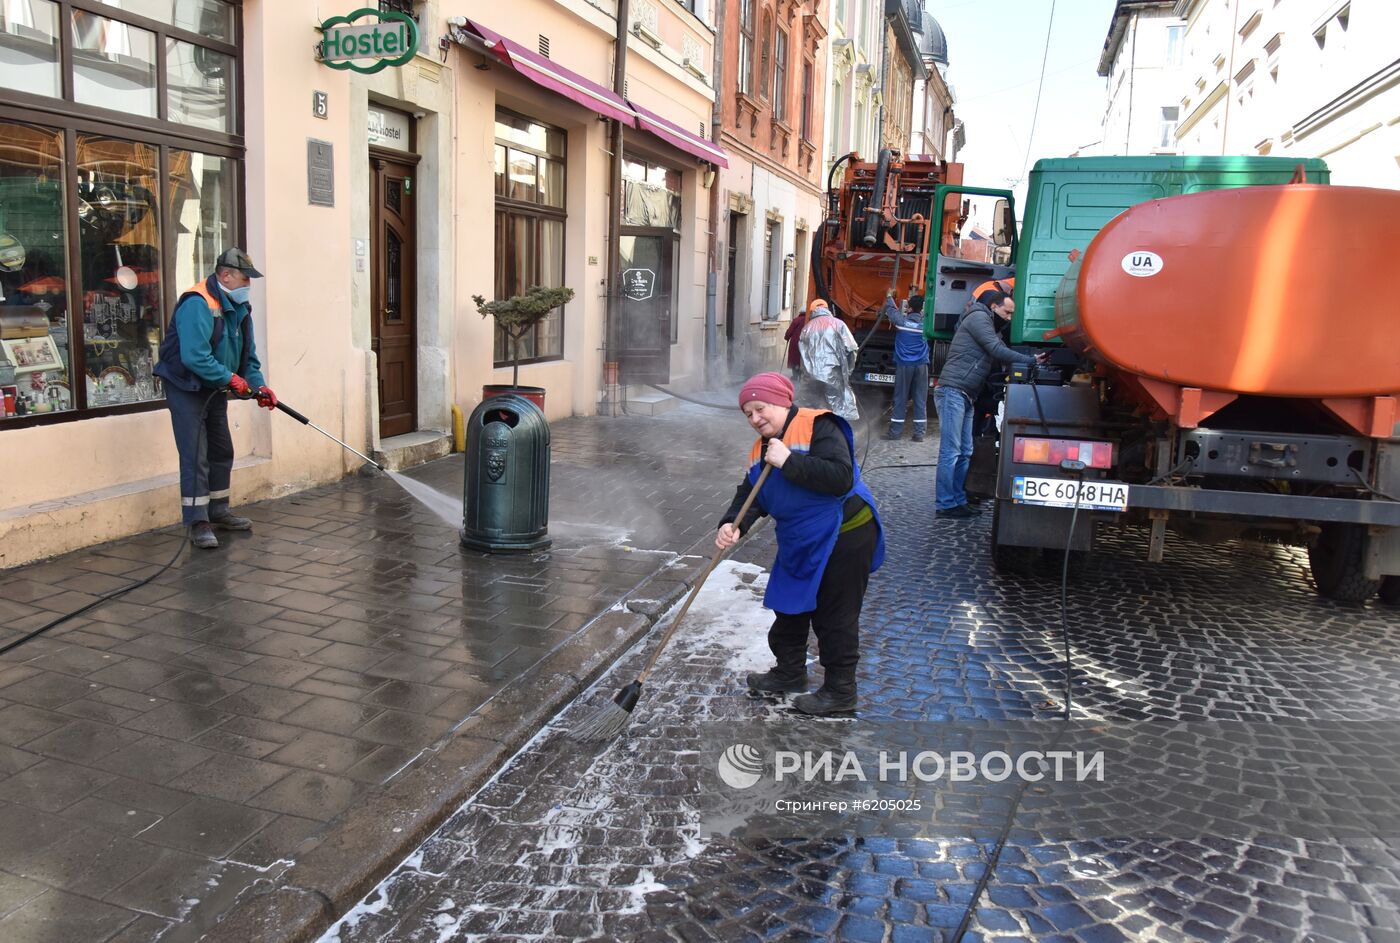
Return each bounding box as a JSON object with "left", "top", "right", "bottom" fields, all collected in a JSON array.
[
  {"left": 889, "top": 362, "right": 929, "bottom": 436},
  {"left": 166, "top": 386, "right": 233, "bottom": 525},
  {"left": 767, "top": 518, "right": 879, "bottom": 676}
]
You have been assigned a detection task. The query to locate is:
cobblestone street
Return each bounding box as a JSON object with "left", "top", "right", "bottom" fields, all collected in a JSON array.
[{"left": 324, "top": 435, "right": 1400, "bottom": 943}]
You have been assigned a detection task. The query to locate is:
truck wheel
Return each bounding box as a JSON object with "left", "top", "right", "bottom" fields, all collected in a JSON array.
[
  {"left": 990, "top": 500, "right": 1038, "bottom": 576},
  {"left": 1380, "top": 576, "right": 1400, "bottom": 606},
  {"left": 1308, "top": 523, "right": 1381, "bottom": 602}
]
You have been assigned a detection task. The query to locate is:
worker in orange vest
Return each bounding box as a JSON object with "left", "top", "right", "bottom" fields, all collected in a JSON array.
[{"left": 972, "top": 276, "right": 1014, "bottom": 300}]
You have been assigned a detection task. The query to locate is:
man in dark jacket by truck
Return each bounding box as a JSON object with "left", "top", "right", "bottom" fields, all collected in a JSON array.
[{"left": 934, "top": 290, "right": 1044, "bottom": 518}]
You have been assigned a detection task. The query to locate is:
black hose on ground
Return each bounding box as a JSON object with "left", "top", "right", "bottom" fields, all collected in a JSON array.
[
  {"left": 949, "top": 486, "right": 1083, "bottom": 943},
  {"left": 0, "top": 388, "right": 231, "bottom": 656}
]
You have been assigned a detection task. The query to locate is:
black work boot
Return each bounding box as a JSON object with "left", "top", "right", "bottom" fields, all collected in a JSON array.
[
  {"left": 209, "top": 509, "right": 252, "bottom": 530},
  {"left": 792, "top": 669, "right": 857, "bottom": 715},
  {"left": 189, "top": 522, "right": 219, "bottom": 549},
  {"left": 746, "top": 666, "right": 808, "bottom": 695}
]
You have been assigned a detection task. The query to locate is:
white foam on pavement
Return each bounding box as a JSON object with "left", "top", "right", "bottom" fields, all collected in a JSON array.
[{"left": 317, "top": 559, "right": 778, "bottom": 943}]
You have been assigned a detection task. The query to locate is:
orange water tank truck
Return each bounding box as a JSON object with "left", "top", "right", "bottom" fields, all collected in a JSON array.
[{"left": 965, "top": 156, "right": 1400, "bottom": 603}]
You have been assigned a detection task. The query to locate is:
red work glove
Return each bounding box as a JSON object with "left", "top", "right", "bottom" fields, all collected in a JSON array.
[
  {"left": 255, "top": 386, "right": 278, "bottom": 410},
  {"left": 228, "top": 374, "right": 251, "bottom": 396}
]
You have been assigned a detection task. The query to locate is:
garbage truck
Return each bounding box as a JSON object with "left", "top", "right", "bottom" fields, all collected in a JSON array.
[
  {"left": 810, "top": 149, "right": 992, "bottom": 390},
  {"left": 928, "top": 156, "right": 1400, "bottom": 603}
]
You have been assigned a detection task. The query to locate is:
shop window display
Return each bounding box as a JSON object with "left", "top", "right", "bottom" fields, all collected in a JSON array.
[
  {"left": 0, "top": 122, "right": 73, "bottom": 418},
  {"left": 0, "top": 0, "right": 239, "bottom": 426},
  {"left": 77, "top": 135, "right": 162, "bottom": 409}
]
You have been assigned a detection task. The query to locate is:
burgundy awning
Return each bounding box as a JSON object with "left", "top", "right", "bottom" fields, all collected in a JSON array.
[
  {"left": 459, "top": 19, "right": 638, "bottom": 126},
  {"left": 628, "top": 99, "right": 729, "bottom": 169},
  {"left": 455, "top": 19, "right": 729, "bottom": 168}
]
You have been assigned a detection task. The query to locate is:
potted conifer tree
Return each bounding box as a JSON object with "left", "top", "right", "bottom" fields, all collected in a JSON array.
[{"left": 473, "top": 285, "right": 574, "bottom": 410}]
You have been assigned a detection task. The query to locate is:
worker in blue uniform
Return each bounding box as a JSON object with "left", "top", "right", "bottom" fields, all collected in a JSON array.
[{"left": 153, "top": 248, "right": 277, "bottom": 549}]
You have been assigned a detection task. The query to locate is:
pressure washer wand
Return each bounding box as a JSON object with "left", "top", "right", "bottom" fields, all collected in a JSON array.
[{"left": 273, "top": 400, "right": 385, "bottom": 471}]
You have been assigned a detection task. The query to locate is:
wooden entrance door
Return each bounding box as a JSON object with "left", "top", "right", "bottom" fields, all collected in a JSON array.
[{"left": 371, "top": 154, "right": 417, "bottom": 438}]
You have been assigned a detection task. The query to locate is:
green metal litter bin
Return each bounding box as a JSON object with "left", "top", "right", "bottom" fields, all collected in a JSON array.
[{"left": 460, "top": 394, "right": 551, "bottom": 553}]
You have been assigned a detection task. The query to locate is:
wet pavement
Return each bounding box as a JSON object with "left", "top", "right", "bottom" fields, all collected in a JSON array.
[
  {"left": 0, "top": 403, "right": 753, "bottom": 942},
  {"left": 320, "top": 432, "right": 1400, "bottom": 943}
]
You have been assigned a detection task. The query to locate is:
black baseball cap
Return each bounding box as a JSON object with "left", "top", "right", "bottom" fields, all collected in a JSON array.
[{"left": 216, "top": 247, "right": 263, "bottom": 278}]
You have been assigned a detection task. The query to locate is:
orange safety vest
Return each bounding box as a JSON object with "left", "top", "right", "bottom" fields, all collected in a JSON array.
[{"left": 973, "top": 277, "right": 1014, "bottom": 300}]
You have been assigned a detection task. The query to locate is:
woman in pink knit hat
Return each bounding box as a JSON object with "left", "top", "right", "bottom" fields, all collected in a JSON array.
[{"left": 714, "top": 372, "right": 885, "bottom": 715}]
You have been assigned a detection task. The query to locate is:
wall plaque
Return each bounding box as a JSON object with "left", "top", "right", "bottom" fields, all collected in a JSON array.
[{"left": 308, "top": 139, "right": 334, "bottom": 207}]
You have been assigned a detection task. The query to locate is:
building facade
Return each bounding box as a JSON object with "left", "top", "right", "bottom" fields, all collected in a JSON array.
[
  {"left": 908, "top": 4, "right": 954, "bottom": 160},
  {"left": 1097, "top": 0, "right": 1187, "bottom": 155},
  {"left": 823, "top": 0, "right": 883, "bottom": 184},
  {"left": 877, "top": 0, "right": 924, "bottom": 153},
  {"left": 713, "top": 0, "right": 827, "bottom": 373},
  {"left": 1171, "top": 0, "right": 1400, "bottom": 188},
  {"left": 0, "top": 0, "right": 723, "bottom": 566}
]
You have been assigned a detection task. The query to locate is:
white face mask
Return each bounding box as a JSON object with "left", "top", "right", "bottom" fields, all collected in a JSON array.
[{"left": 225, "top": 283, "right": 251, "bottom": 304}]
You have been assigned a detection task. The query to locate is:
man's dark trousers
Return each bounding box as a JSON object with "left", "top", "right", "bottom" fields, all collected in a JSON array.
[
  {"left": 889, "top": 362, "right": 929, "bottom": 437},
  {"left": 167, "top": 386, "right": 233, "bottom": 525},
  {"left": 766, "top": 519, "right": 879, "bottom": 676}
]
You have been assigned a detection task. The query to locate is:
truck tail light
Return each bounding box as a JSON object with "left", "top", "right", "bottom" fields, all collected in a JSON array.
[{"left": 1012, "top": 436, "right": 1115, "bottom": 469}]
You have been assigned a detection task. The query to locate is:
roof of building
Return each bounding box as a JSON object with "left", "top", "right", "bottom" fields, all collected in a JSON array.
[
  {"left": 918, "top": 13, "right": 948, "bottom": 65},
  {"left": 1098, "top": 0, "right": 1178, "bottom": 77},
  {"left": 885, "top": 0, "right": 929, "bottom": 79}
]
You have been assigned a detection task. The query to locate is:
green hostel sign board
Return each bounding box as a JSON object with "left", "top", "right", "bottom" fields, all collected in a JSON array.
[{"left": 318, "top": 7, "right": 419, "bottom": 74}]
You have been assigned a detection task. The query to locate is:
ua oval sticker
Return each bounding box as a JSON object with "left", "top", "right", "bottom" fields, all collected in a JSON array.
[{"left": 1121, "top": 250, "right": 1163, "bottom": 277}]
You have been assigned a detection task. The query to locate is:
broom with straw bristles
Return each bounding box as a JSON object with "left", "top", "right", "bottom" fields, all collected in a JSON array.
[{"left": 572, "top": 464, "right": 773, "bottom": 742}]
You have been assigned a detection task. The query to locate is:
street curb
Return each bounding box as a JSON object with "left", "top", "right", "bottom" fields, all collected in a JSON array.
[{"left": 200, "top": 536, "right": 715, "bottom": 943}]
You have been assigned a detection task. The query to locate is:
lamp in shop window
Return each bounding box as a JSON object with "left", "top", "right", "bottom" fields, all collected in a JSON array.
[{"left": 111, "top": 244, "right": 139, "bottom": 292}]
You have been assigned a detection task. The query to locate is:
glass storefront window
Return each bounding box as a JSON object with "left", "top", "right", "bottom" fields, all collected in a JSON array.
[
  {"left": 76, "top": 135, "right": 162, "bottom": 408},
  {"left": 72, "top": 11, "right": 158, "bottom": 118},
  {"left": 622, "top": 156, "right": 681, "bottom": 231},
  {"left": 493, "top": 109, "right": 567, "bottom": 366},
  {"left": 169, "top": 150, "right": 234, "bottom": 291},
  {"left": 95, "top": 0, "right": 233, "bottom": 42},
  {"left": 0, "top": 0, "right": 61, "bottom": 99},
  {"left": 0, "top": 121, "right": 72, "bottom": 419},
  {"left": 167, "top": 38, "right": 232, "bottom": 131},
  {"left": 1, "top": 0, "right": 238, "bottom": 427}
]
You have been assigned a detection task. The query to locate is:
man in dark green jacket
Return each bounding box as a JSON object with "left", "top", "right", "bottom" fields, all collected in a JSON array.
[{"left": 153, "top": 248, "right": 276, "bottom": 548}]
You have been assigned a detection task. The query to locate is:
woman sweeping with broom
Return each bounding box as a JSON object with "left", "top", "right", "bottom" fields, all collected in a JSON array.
[{"left": 717, "top": 371, "right": 885, "bottom": 715}]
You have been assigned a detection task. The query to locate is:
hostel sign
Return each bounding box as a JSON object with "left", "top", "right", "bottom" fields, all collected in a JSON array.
[{"left": 318, "top": 8, "right": 419, "bottom": 75}]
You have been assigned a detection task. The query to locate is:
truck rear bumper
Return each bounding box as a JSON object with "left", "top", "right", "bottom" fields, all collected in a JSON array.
[{"left": 1127, "top": 485, "right": 1400, "bottom": 526}]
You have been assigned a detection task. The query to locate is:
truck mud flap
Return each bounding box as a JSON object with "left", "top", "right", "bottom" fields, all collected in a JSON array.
[{"left": 993, "top": 499, "right": 1094, "bottom": 552}]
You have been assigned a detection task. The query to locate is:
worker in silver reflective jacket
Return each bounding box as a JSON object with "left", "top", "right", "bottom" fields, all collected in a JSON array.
[{"left": 798, "top": 298, "right": 859, "bottom": 421}]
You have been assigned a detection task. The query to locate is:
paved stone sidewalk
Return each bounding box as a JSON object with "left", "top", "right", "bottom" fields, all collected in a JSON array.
[
  {"left": 319, "top": 435, "right": 1400, "bottom": 943},
  {"left": 0, "top": 403, "right": 755, "bottom": 943}
]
